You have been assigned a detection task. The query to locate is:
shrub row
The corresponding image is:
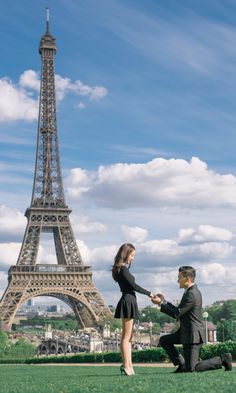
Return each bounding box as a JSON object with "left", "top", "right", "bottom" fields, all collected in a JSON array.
[
  {"left": 200, "top": 342, "right": 236, "bottom": 360},
  {"left": 0, "top": 358, "right": 27, "bottom": 364},
  {"left": 1, "top": 342, "right": 235, "bottom": 364}
]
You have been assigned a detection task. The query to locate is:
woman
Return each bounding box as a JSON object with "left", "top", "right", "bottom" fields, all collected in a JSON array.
[{"left": 112, "top": 243, "right": 153, "bottom": 376}]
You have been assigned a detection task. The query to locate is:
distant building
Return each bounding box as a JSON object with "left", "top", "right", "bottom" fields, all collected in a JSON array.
[
  {"left": 207, "top": 321, "right": 217, "bottom": 342},
  {"left": 27, "top": 299, "right": 34, "bottom": 307},
  {"left": 103, "top": 324, "right": 111, "bottom": 338},
  {"left": 45, "top": 324, "right": 53, "bottom": 339},
  {"left": 12, "top": 314, "right": 28, "bottom": 325},
  {"left": 90, "top": 332, "right": 103, "bottom": 352},
  {"left": 47, "top": 304, "right": 61, "bottom": 313},
  {"left": 160, "top": 322, "right": 176, "bottom": 335}
]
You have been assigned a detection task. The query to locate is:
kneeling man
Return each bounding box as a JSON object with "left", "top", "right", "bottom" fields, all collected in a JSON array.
[{"left": 152, "top": 266, "right": 232, "bottom": 373}]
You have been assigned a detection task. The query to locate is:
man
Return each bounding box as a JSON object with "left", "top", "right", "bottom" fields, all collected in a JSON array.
[{"left": 152, "top": 266, "right": 232, "bottom": 372}]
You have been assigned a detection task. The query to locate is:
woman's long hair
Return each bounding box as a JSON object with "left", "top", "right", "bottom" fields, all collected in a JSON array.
[{"left": 112, "top": 243, "right": 135, "bottom": 281}]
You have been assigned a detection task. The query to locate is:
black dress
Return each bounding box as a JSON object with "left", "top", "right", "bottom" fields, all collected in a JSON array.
[{"left": 114, "top": 266, "right": 151, "bottom": 319}]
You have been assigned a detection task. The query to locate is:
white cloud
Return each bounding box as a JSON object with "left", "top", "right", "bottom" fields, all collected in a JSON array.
[
  {"left": 54, "top": 242, "right": 115, "bottom": 273},
  {"left": 177, "top": 225, "right": 233, "bottom": 244},
  {"left": 37, "top": 244, "right": 57, "bottom": 265},
  {"left": 66, "top": 156, "right": 236, "bottom": 208},
  {"left": 122, "top": 225, "right": 148, "bottom": 243},
  {"left": 76, "top": 240, "right": 91, "bottom": 264},
  {"left": 19, "top": 70, "right": 108, "bottom": 102},
  {"left": 139, "top": 239, "right": 233, "bottom": 265},
  {"left": 0, "top": 271, "right": 7, "bottom": 284},
  {"left": 0, "top": 77, "right": 38, "bottom": 122},
  {"left": 189, "top": 242, "right": 233, "bottom": 258},
  {"left": 55, "top": 74, "right": 72, "bottom": 101},
  {"left": 0, "top": 205, "right": 26, "bottom": 236},
  {"left": 0, "top": 242, "right": 21, "bottom": 269},
  {"left": 66, "top": 168, "right": 92, "bottom": 199},
  {"left": 19, "top": 70, "right": 40, "bottom": 92},
  {"left": 0, "top": 70, "right": 107, "bottom": 123},
  {"left": 133, "top": 223, "right": 234, "bottom": 271},
  {"left": 177, "top": 227, "right": 196, "bottom": 243},
  {"left": 0, "top": 271, "right": 8, "bottom": 298},
  {"left": 140, "top": 239, "right": 181, "bottom": 257},
  {"left": 89, "top": 244, "right": 118, "bottom": 270},
  {"left": 77, "top": 102, "right": 86, "bottom": 110},
  {"left": 71, "top": 214, "right": 106, "bottom": 235},
  {"left": 70, "top": 80, "right": 108, "bottom": 101},
  {"left": 54, "top": 74, "right": 108, "bottom": 102},
  {"left": 199, "top": 263, "right": 226, "bottom": 284}
]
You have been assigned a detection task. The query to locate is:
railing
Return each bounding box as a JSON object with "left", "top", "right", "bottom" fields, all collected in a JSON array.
[{"left": 9, "top": 265, "right": 91, "bottom": 274}]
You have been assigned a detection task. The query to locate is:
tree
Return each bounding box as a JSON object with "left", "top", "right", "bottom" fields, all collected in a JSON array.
[
  {"left": 224, "top": 300, "right": 236, "bottom": 321},
  {"left": 139, "top": 306, "right": 174, "bottom": 325},
  {"left": 0, "top": 329, "right": 8, "bottom": 356},
  {"left": 206, "top": 302, "right": 225, "bottom": 323},
  {"left": 99, "top": 314, "right": 122, "bottom": 332},
  {"left": 4, "top": 338, "right": 36, "bottom": 358},
  {"left": 0, "top": 329, "right": 36, "bottom": 358},
  {"left": 217, "top": 319, "right": 236, "bottom": 342},
  {"left": 151, "top": 323, "right": 161, "bottom": 334},
  {"left": 206, "top": 299, "right": 236, "bottom": 324}
]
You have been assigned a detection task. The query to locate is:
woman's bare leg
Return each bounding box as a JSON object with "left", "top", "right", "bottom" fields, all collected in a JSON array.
[
  {"left": 120, "top": 318, "right": 134, "bottom": 375},
  {"left": 130, "top": 329, "right": 135, "bottom": 374}
]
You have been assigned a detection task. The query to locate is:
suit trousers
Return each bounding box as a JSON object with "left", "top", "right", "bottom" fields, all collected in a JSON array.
[
  {"left": 159, "top": 331, "right": 200, "bottom": 371},
  {"left": 159, "top": 331, "right": 223, "bottom": 372}
]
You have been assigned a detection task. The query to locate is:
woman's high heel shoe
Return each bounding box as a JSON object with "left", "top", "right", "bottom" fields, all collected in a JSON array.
[
  {"left": 120, "top": 365, "right": 126, "bottom": 375},
  {"left": 120, "top": 365, "right": 132, "bottom": 376}
]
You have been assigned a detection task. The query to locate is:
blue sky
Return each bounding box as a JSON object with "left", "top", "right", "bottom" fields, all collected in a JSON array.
[{"left": 1, "top": 0, "right": 236, "bottom": 309}]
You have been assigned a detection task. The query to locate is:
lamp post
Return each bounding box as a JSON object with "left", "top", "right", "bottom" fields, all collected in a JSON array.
[
  {"left": 202, "top": 311, "right": 208, "bottom": 344},
  {"left": 220, "top": 318, "right": 226, "bottom": 342},
  {"left": 232, "top": 320, "right": 236, "bottom": 341},
  {"left": 115, "top": 328, "right": 119, "bottom": 352},
  {"left": 149, "top": 321, "right": 153, "bottom": 348}
]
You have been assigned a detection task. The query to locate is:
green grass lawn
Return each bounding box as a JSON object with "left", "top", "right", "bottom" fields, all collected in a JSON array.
[{"left": 0, "top": 365, "right": 235, "bottom": 393}]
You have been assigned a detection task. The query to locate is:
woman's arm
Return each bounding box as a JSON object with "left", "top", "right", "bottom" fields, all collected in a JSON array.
[{"left": 121, "top": 267, "right": 152, "bottom": 296}]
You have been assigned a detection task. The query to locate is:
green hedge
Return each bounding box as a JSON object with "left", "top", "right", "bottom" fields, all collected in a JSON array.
[
  {"left": 132, "top": 347, "right": 166, "bottom": 363},
  {"left": 1, "top": 342, "right": 235, "bottom": 364},
  {"left": 0, "top": 358, "right": 26, "bottom": 364},
  {"left": 200, "top": 342, "right": 236, "bottom": 360},
  {"left": 165, "top": 342, "right": 236, "bottom": 361}
]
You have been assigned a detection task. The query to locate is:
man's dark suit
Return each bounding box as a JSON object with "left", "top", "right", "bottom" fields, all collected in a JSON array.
[{"left": 160, "top": 284, "right": 224, "bottom": 372}]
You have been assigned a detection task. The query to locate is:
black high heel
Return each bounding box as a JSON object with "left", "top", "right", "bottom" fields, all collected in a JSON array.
[
  {"left": 120, "top": 365, "right": 126, "bottom": 375},
  {"left": 120, "top": 365, "right": 131, "bottom": 376}
]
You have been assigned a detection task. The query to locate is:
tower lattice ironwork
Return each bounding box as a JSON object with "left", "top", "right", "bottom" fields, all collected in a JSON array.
[{"left": 0, "top": 10, "right": 110, "bottom": 331}]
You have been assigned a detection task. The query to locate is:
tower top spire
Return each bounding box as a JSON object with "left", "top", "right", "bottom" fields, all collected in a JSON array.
[
  {"left": 46, "top": 7, "right": 50, "bottom": 34},
  {"left": 39, "top": 7, "right": 57, "bottom": 54}
]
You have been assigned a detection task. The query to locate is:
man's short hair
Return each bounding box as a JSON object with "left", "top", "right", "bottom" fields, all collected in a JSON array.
[{"left": 179, "top": 266, "right": 196, "bottom": 281}]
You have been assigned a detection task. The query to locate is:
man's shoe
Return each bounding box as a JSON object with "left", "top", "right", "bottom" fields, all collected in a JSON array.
[
  {"left": 220, "top": 353, "right": 232, "bottom": 371},
  {"left": 173, "top": 364, "right": 186, "bottom": 373},
  {"left": 173, "top": 354, "right": 186, "bottom": 373}
]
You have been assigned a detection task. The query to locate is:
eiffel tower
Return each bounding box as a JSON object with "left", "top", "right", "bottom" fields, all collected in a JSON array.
[{"left": 0, "top": 10, "right": 110, "bottom": 331}]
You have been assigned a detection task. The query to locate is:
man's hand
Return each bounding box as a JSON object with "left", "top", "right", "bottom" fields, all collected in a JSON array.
[
  {"left": 151, "top": 293, "right": 166, "bottom": 306},
  {"left": 157, "top": 293, "right": 166, "bottom": 304},
  {"left": 151, "top": 295, "right": 162, "bottom": 305}
]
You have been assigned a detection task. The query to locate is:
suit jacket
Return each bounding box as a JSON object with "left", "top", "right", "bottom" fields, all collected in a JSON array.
[{"left": 161, "top": 284, "right": 205, "bottom": 344}]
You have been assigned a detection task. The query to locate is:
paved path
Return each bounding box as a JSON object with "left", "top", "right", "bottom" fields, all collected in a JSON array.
[{"left": 33, "top": 362, "right": 236, "bottom": 367}]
